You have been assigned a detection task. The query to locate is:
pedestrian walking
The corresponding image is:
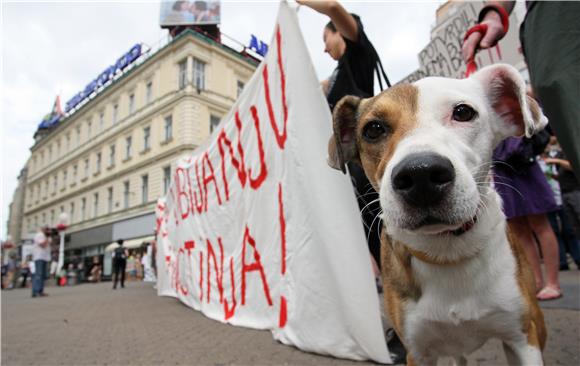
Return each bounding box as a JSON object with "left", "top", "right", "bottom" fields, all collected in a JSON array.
[
  {"left": 112, "top": 240, "right": 128, "bottom": 289},
  {"left": 32, "top": 226, "right": 52, "bottom": 297}
]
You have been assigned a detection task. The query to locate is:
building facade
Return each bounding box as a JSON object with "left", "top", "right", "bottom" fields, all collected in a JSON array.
[{"left": 17, "top": 30, "right": 257, "bottom": 274}]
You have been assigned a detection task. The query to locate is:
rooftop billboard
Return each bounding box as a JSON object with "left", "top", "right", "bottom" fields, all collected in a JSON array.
[{"left": 160, "top": 0, "right": 221, "bottom": 27}]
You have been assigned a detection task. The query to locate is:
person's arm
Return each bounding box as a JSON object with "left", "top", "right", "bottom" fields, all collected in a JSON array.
[
  {"left": 544, "top": 157, "right": 574, "bottom": 171},
  {"left": 321, "top": 79, "right": 330, "bottom": 95},
  {"left": 297, "top": 0, "right": 358, "bottom": 41},
  {"left": 462, "top": 1, "right": 516, "bottom": 63}
]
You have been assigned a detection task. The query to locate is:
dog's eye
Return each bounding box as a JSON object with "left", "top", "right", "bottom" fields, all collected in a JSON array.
[
  {"left": 452, "top": 104, "right": 477, "bottom": 122},
  {"left": 362, "top": 121, "right": 388, "bottom": 142}
]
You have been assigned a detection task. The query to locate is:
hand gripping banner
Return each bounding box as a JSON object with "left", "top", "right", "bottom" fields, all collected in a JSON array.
[{"left": 155, "top": 2, "right": 391, "bottom": 363}]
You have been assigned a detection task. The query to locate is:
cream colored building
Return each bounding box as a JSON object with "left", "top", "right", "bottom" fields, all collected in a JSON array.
[{"left": 18, "top": 30, "right": 257, "bottom": 274}]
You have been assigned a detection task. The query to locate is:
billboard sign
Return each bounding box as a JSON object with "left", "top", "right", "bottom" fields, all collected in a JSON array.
[{"left": 160, "top": 0, "right": 221, "bottom": 27}]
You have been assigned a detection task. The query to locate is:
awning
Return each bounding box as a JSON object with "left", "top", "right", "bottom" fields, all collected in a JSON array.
[{"left": 105, "top": 236, "right": 154, "bottom": 252}]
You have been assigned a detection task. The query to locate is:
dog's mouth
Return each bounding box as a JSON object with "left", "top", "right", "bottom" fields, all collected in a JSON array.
[{"left": 414, "top": 216, "right": 478, "bottom": 236}]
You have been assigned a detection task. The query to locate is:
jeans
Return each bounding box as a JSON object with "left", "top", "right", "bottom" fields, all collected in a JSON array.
[{"left": 32, "top": 260, "right": 48, "bottom": 296}]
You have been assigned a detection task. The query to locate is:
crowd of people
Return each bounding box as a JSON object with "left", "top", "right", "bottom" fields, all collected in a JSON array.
[{"left": 1, "top": 231, "right": 157, "bottom": 293}]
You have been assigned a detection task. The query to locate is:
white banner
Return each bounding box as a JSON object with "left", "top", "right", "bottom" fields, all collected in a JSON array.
[{"left": 156, "top": 2, "right": 391, "bottom": 363}]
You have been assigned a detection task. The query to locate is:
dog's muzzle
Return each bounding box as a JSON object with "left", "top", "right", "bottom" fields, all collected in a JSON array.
[{"left": 391, "top": 152, "right": 455, "bottom": 208}]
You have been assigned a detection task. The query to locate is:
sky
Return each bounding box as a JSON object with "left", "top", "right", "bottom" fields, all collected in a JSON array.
[{"left": 1, "top": 0, "right": 444, "bottom": 240}]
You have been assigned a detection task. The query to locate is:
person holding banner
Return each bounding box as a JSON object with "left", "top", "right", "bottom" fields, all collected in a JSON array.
[
  {"left": 297, "top": 1, "right": 404, "bottom": 362},
  {"left": 297, "top": 0, "right": 385, "bottom": 281}
]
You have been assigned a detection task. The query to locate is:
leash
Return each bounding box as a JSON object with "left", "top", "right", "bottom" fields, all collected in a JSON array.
[{"left": 463, "top": 4, "right": 510, "bottom": 78}]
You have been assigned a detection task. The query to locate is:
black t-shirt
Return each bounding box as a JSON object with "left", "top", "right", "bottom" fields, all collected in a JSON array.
[
  {"left": 326, "top": 18, "right": 376, "bottom": 111},
  {"left": 113, "top": 246, "right": 127, "bottom": 261}
]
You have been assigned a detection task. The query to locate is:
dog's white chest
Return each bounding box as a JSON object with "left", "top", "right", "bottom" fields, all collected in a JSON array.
[{"left": 403, "top": 234, "right": 525, "bottom": 358}]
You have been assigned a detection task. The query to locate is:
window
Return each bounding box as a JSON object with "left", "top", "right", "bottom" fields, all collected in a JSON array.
[
  {"left": 210, "top": 115, "right": 220, "bottom": 133},
  {"left": 81, "top": 197, "right": 86, "bottom": 221},
  {"left": 48, "top": 146, "right": 52, "bottom": 162},
  {"left": 146, "top": 81, "right": 153, "bottom": 103},
  {"left": 44, "top": 180, "right": 49, "bottom": 198},
  {"left": 84, "top": 158, "right": 90, "bottom": 178},
  {"left": 63, "top": 169, "right": 67, "bottom": 187},
  {"left": 113, "top": 104, "right": 119, "bottom": 124},
  {"left": 164, "top": 115, "right": 173, "bottom": 141},
  {"left": 66, "top": 133, "right": 71, "bottom": 151},
  {"left": 56, "top": 141, "right": 61, "bottom": 158},
  {"left": 87, "top": 120, "right": 92, "bottom": 139},
  {"left": 125, "top": 136, "right": 132, "bottom": 159},
  {"left": 123, "top": 181, "right": 130, "bottom": 209},
  {"left": 109, "top": 144, "right": 116, "bottom": 167},
  {"left": 50, "top": 210, "right": 55, "bottom": 226},
  {"left": 193, "top": 58, "right": 205, "bottom": 90},
  {"left": 99, "top": 112, "right": 105, "bottom": 131},
  {"left": 53, "top": 175, "right": 57, "bottom": 194},
  {"left": 72, "top": 165, "right": 78, "bottom": 184},
  {"left": 163, "top": 166, "right": 171, "bottom": 195},
  {"left": 178, "top": 60, "right": 187, "bottom": 89},
  {"left": 76, "top": 126, "right": 81, "bottom": 146},
  {"left": 129, "top": 93, "right": 135, "bottom": 114},
  {"left": 93, "top": 193, "right": 99, "bottom": 218},
  {"left": 107, "top": 187, "right": 113, "bottom": 213},
  {"left": 60, "top": 205, "right": 64, "bottom": 213},
  {"left": 70, "top": 203, "right": 75, "bottom": 223},
  {"left": 96, "top": 152, "right": 101, "bottom": 173},
  {"left": 141, "top": 175, "right": 148, "bottom": 204},
  {"left": 42, "top": 213, "right": 46, "bottom": 226},
  {"left": 237, "top": 80, "right": 245, "bottom": 97},
  {"left": 143, "top": 127, "right": 151, "bottom": 150}
]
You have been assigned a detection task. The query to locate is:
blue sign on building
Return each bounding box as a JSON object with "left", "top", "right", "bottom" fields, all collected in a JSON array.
[
  {"left": 64, "top": 43, "right": 143, "bottom": 114},
  {"left": 249, "top": 35, "right": 268, "bottom": 57}
]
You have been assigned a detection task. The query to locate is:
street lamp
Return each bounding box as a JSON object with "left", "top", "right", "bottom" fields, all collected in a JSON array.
[{"left": 56, "top": 213, "right": 69, "bottom": 273}]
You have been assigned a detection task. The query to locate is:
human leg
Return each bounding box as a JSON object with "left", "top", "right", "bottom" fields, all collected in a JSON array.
[
  {"left": 112, "top": 260, "right": 119, "bottom": 289},
  {"left": 528, "top": 213, "right": 561, "bottom": 296},
  {"left": 37, "top": 260, "right": 47, "bottom": 295},
  {"left": 509, "top": 216, "right": 544, "bottom": 290},
  {"left": 547, "top": 211, "right": 568, "bottom": 269},
  {"left": 32, "top": 260, "right": 42, "bottom": 296},
  {"left": 120, "top": 260, "right": 126, "bottom": 288}
]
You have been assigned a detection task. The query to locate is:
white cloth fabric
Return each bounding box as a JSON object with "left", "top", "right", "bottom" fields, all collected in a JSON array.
[
  {"left": 32, "top": 231, "right": 51, "bottom": 262},
  {"left": 155, "top": 2, "right": 390, "bottom": 364}
]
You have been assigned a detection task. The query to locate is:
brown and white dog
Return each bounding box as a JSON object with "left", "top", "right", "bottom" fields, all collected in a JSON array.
[{"left": 328, "top": 64, "right": 547, "bottom": 365}]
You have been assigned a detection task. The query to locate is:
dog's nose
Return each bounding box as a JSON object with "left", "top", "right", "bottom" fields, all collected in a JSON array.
[{"left": 391, "top": 153, "right": 455, "bottom": 207}]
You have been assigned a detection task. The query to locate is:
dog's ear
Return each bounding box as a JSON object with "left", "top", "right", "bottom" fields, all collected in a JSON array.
[
  {"left": 473, "top": 64, "right": 548, "bottom": 139},
  {"left": 328, "top": 95, "right": 362, "bottom": 173}
]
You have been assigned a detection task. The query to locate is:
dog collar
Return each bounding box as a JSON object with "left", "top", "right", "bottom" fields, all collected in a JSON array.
[
  {"left": 448, "top": 216, "right": 478, "bottom": 236},
  {"left": 407, "top": 216, "right": 479, "bottom": 265}
]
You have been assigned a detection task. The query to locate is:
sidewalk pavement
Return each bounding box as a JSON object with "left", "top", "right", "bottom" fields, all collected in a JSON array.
[{"left": 2, "top": 270, "right": 579, "bottom": 366}]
